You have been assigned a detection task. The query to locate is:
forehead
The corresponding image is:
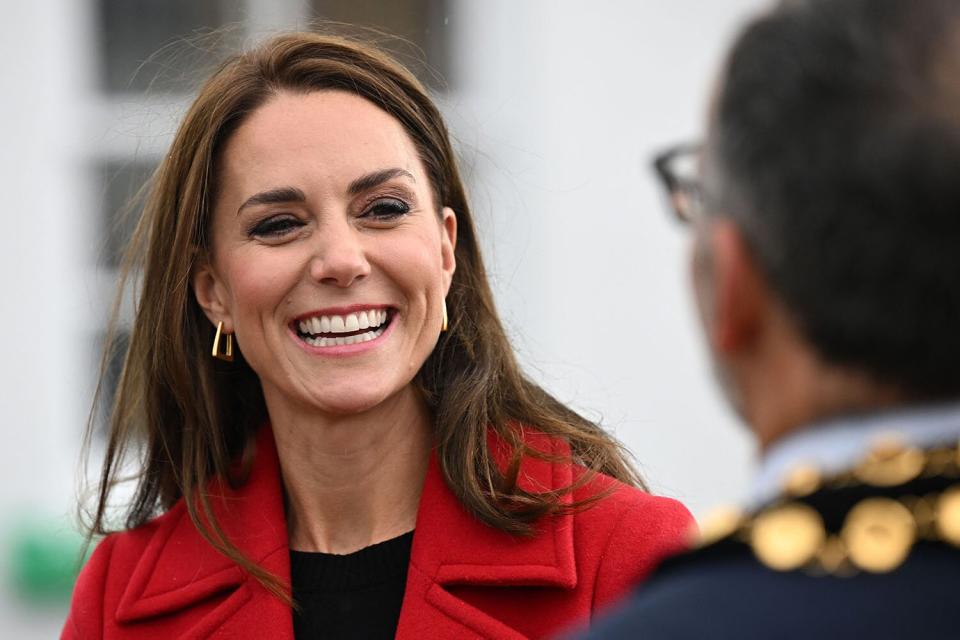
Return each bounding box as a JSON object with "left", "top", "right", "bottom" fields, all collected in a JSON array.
[{"left": 218, "top": 90, "right": 424, "bottom": 193}]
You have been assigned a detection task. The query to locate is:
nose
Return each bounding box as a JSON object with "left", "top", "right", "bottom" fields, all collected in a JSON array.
[{"left": 308, "top": 218, "right": 371, "bottom": 288}]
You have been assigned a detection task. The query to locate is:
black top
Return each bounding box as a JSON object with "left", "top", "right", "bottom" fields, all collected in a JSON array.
[{"left": 290, "top": 531, "right": 414, "bottom": 640}]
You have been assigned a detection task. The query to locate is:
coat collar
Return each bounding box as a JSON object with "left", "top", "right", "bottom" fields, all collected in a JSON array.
[
  {"left": 115, "top": 426, "right": 290, "bottom": 628},
  {"left": 396, "top": 432, "right": 578, "bottom": 639},
  {"left": 114, "top": 425, "right": 577, "bottom": 638},
  {"left": 409, "top": 429, "right": 577, "bottom": 589}
]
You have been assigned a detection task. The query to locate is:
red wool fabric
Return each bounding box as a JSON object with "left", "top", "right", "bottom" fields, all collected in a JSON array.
[{"left": 63, "top": 427, "right": 692, "bottom": 639}]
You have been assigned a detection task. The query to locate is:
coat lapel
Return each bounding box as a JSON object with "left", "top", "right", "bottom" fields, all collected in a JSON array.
[
  {"left": 112, "top": 426, "right": 579, "bottom": 639},
  {"left": 397, "top": 431, "right": 578, "bottom": 639},
  {"left": 114, "top": 427, "right": 293, "bottom": 639}
]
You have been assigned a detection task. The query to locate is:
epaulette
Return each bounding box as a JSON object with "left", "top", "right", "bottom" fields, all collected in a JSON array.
[{"left": 690, "top": 437, "right": 960, "bottom": 576}]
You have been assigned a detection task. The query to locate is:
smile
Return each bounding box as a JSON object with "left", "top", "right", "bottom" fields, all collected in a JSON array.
[{"left": 294, "top": 308, "right": 393, "bottom": 347}]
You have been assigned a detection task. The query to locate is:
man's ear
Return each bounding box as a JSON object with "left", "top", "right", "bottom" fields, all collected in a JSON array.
[
  {"left": 192, "top": 255, "right": 234, "bottom": 332},
  {"left": 708, "top": 220, "right": 767, "bottom": 354},
  {"left": 440, "top": 206, "right": 457, "bottom": 296}
]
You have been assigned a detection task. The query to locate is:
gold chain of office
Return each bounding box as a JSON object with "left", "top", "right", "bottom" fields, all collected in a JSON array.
[{"left": 695, "top": 438, "right": 960, "bottom": 576}]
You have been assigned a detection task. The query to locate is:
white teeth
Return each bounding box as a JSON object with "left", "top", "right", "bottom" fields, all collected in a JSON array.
[
  {"left": 302, "top": 324, "right": 387, "bottom": 347},
  {"left": 298, "top": 309, "right": 391, "bottom": 338}
]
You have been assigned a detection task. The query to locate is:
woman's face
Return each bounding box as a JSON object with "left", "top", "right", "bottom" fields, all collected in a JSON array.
[{"left": 194, "top": 90, "right": 456, "bottom": 417}]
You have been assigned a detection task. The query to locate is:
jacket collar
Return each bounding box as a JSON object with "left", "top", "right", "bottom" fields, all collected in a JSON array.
[
  {"left": 115, "top": 426, "right": 289, "bottom": 625},
  {"left": 409, "top": 429, "right": 577, "bottom": 589},
  {"left": 398, "top": 430, "right": 578, "bottom": 639},
  {"left": 114, "top": 425, "right": 577, "bottom": 636}
]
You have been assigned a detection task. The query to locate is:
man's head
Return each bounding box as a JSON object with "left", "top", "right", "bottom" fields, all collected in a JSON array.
[{"left": 677, "top": 0, "right": 960, "bottom": 444}]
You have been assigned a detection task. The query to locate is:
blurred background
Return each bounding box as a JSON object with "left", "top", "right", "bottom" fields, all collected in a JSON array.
[{"left": 0, "top": 0, "right": 766, "bottom": 634}]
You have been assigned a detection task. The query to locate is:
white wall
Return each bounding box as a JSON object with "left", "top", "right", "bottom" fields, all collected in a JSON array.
[
  {"left": 0, "top": 0, "right": 92, "bottom": 513},
  {"left": 0, "top": 0, "right": 94, "bottom": 634},
  {"left": 448, "top": 0, "right": 765, "bottom": 515}
]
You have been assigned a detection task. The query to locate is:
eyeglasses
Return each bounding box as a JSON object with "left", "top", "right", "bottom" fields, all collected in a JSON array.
[{"left": 652, "top": 143, "right": 705, "bottom": 224}]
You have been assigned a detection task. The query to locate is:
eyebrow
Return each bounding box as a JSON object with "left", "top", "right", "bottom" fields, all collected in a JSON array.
[
  {"left": 347, "top": 168, "right": 416, "bottom": 196},
  {"left": 237, "top": 186, "right": 307, "bottom": 215},
  {"left": 235, "top": 168, "right": 415, "bottom": 215}
]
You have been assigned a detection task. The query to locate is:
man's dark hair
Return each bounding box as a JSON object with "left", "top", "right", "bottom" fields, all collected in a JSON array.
[{"left": 708, "top": 0, "right": 960, "bottom": 397}]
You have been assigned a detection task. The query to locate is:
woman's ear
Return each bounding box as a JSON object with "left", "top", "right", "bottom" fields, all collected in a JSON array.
[
  {"left": 440, "top": 206, "right": 457, "bottom": 295},
  {"left": 192, "top": 255, "right": 234, "bottom": 332}
]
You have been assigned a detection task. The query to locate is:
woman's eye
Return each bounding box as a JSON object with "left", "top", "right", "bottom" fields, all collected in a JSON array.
[
  {"left": 363, "top": 198, "right": 410, "bottom": 221},
  {"left": 249, "top": 215, "right": 304, "bottom": 238}
]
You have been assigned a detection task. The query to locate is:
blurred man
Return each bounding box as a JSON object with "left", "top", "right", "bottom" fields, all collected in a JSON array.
[{"left": 583, "top": 0, "right": 960, "bottom": 637}]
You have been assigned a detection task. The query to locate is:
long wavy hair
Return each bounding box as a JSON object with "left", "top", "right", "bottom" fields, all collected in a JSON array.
[{"left": 86, "top": 32, "right": 644, "bottom": 600}]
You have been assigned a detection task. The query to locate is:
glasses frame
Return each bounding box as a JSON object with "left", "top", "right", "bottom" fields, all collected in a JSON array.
[{"left": 652, "top": 143, "right": 705, "bottom": 224}]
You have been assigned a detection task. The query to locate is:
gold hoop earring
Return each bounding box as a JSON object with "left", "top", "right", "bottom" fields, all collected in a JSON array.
[
  {"left": 212, "top": 321, "right": 234, "bottom": 362},
  {"left": 441, "top": 300, "right": 449, "bottom": 333}
]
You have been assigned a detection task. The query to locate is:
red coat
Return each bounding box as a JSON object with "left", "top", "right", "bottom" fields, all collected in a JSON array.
[{"left": 63, "top": 427, "right": 692, "bottom": 639}]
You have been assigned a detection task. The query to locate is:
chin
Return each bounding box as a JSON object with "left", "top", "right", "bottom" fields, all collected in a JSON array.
[{"left": 305, "top": 385, "right": 398, "bottom": 416}]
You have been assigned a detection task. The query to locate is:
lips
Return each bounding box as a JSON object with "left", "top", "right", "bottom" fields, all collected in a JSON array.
[{"left": 293, "top": 308, "right": 393, "bottom": 347}]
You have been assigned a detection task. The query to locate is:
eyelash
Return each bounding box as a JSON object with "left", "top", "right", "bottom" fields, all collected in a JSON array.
[
  {"left": 248, "top": 215, "right": 303, "bottom": 238},
  {"left": 246, "top": 197, "right": 411, "bottom": 239},
  {"left": 362, "top": 197, "right": 410, "bottom": 220}
]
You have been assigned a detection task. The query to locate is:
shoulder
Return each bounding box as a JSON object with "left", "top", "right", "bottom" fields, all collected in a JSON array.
[
  {"left": 517, "top": 426, "right": 693, "bottom": 532},
  {"left": 63, "top": 505, "right": 184, "bottom": 638},
  {"left": 571, "top": 470, "right": 694, "bottom": 607},
  {"left": 585, "top": 540, "right": 812, "bottom": 640},
  {"left": 587, "top": 540, "right": 960, "bottom": 639},
  {"left": 573, "top": 470, "right": 693, "bottom": 556},
  {"left": 80, "top": 503, "right": 185, "bottom": 575},
  {"left": 516, "top": 427, "right": 693, "bottom": 553},
  {"left": 509, "top": 427, "right": 694, "bottom": 607},
  {"left": 584, "top": 542, "right": 756, "bottom": 639},
  {"left": 63, "top": 533, "right": 117, "bottom": 638},
  {"left": 70, "top": 507, "right": 179, "bottom": 592},
  {"left": 585, "top": 465, "right": 960, "bottom": 640}
]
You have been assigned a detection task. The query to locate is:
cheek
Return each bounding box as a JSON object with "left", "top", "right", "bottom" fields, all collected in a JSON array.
[
  {"left": 219, "top": 248, "right": 303, "bottom": 321},
  {"left": 376, "top": 230, "right": 445, "bottom": 315}
]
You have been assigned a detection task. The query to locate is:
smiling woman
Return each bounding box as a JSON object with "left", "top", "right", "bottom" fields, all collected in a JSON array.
[{"left": 63, "top": 33, "right": 693, "bottom": 640}]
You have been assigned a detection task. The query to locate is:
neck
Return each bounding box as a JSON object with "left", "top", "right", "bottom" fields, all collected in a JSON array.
[
  {"left": 741, "top": 346, "right": 903, "bottom": 453},
  {"left": 266, "top": 385, "right": 432, "bottom": 554}
]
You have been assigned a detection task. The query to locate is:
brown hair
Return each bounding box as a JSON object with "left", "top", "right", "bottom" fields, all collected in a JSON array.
[{"left": 86, "top": 32, "right": 644, "bottom": 600}]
